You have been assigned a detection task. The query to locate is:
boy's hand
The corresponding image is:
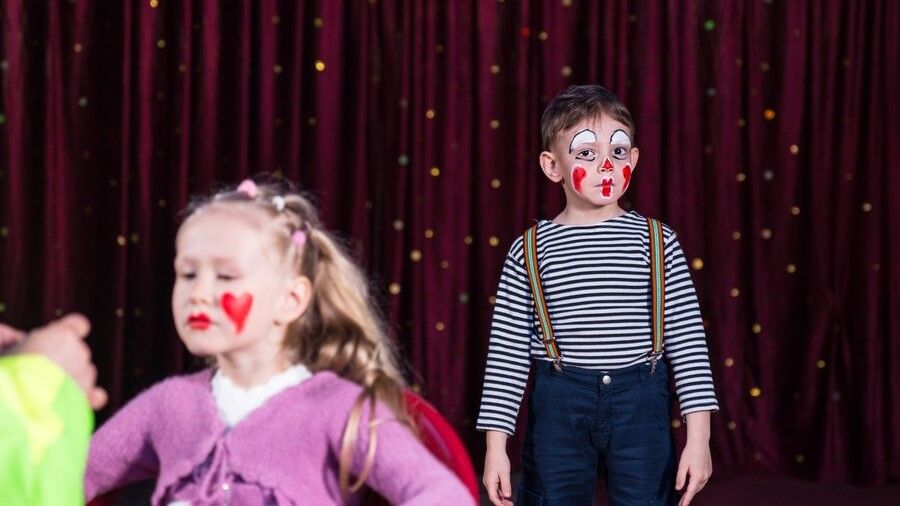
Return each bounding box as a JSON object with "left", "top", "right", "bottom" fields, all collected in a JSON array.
[
  {"left": 483, "top": 431, "right": 513, "bottom": 506},
  {"left": 0, "top": 322, "right": 27, "bottom": 350},
  {"left": 676, "top": 411, "right": 713, "bottom": 506},
  {"left": 10, "top": 313, "right": 108, "bottom": 410}
]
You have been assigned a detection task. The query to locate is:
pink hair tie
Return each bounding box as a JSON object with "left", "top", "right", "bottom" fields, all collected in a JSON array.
[
  {"left": 291, "top": 230, "right": 307, "bottom": 247},
  {"left": 236, "top": 179, "right": 259, "bottom": 198}
]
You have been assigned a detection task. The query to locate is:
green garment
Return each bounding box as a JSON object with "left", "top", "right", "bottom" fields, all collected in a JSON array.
[{"left": 0, "top": 354, "right": 93, "bottom": 505}]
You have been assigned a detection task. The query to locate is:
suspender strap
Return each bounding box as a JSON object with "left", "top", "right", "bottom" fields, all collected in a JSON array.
[
  {"left": 523, "top": 224, "right": 563, "bottom": 369},
  {"left": 647, "top": 217, "right": 665, "bottom": 356}
]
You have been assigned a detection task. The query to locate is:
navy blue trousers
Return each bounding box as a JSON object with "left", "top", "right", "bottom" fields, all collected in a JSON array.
[{"left": 517, "top": 360, "right": 676, "bottom": 506}]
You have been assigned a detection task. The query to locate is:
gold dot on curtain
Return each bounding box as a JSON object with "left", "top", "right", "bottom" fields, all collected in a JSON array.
[
  {"left": 440, "top": 260, "right": 449, "bottom": 269},
  {"left": 754, "top": 452, "right": 762, "bottom": 461},
  {"left": 752, "top": 323, "right": 762, "bottom": 334},
  {"left": 178, "top": 63, "right": 187, "bottom": 73},
  {"left": 392, "top": 220, "right": 404, "bottom": 231},
  {"left": 314, "top": 60, "right": 326, "bottom": 72},
  {"left": 435, "top": 44, "right": 444, "bottom": 54},
  {"left": 786, "top": 264, "right": 797, "bottom": 273},
  {"left": 133, "top": 308, "right": 143, "bottom": 317},
  {"left": 425, "top": 229, "right": 434, "bottom": 239},
  {"left": 489, "top": 236, "right": 500, "bottom": 247},
  {"left": 561, "top": 0, "right": 572, "bottom": 6},
  {"left": 389, "top": 283, "right": 401, "bottom": 295},
  {"left": 464, "top": 236, "right": 474, "bottom": 245},
  {"left": 271, "top": 15, "right": 280, "bottom": 25},
  {"left": 488, "top": 295, "right": 497, "bottom": 305},
  {"left": 491, "top": 179, "right": 501, "bottom": 189},
  {"left": 157, "top": 39, "right": 166, "bottom": 49},
  {"left": 791, "top": 206, "right": 800, "bottom": 215},
  {"left": 130, "top": 233, "right": 140, "bottom": 244},
  {"left": 760, "top": 61, "right": 771, "bottom": 72},
  {"left": 435, "top": 322, "right": 445, "bottom": 331},
  {"left": 692, "top": 258, "right": 704, "bottom": 270},
  {"left": 0, "top": 226, "right": 8, "bottom": 237},
  {"left": 538, "top": 31, "right": 549, "bottom": 41},
  {"left": 763, "top": 170, "right": 774, "bottom": 181},
  {"left": 274, "top": 117, "right": 283, "bottom": 127},
  {"left": 671, "top": 419, "right": 682, "bottom": 429},
  {"left": 459, "top": 292, "right": 470, "bottom": 303},
  {"left": 736, "top": 172, "right": 746, "bottom": 182},
  {"left": 561, "top": 65, "right": 572, "bottom": 77},
  {"left": 750, "top": 387, "right": 761, "bottom": 398},
  {"left": 397, "top": 155, "right": 409, "bottom": 166},
  {"left": 727, "top": 421, "right": 737, "bottom": 430},
  {"left": 724, "top": 357, "right": 734, "bottom": 367},
  {"left": 0, "top": 302, "right": 6, "bottom": 313},
  {"left": 817, "top": 359, "right": 826, "bottom": 369},
  {"left": 490, "top": 64, "right": 500, "bottom": 74},
  {"left": 78, "top": 97, "right": 89, "bottom": 108},
  {"left": 150, "top": 0, "right": 158, "bottom": 7},
  {"left": 54, "top": 308, "right": 63, "bottom": 317},
  {"left": 116, "top": 235, "right": 127, "bottom": 246},
  {"left": 308, "top": 117, "right": 317, "bottom": 126},
  {"left": 490, "top": 119, "right": 500, "bottom": 129},
  {"left": 425, "top": 109, "right": 436, "bottom": 119},
  {"left": 313, "top": 17, "right": 323, "bottom": 28},
  {"left": 430, "top": 166, "right": 440, "bottom": 177},
  {"left": 843, "top": 57, "right": 851, "bottom": 67},
  {"left": 115, "top": 308, "right": 125, "bottom": 317},
  {"left": 790, "top": 144, "right": 800, "bottom": 155},
  {"left": 873, "top": 263, "right": 880, "bottom": 271},
  {"left": 273, "top": 64, "right": 283, "bottom": 74},
  {"left": 730, "top": 288, "right": 740, "bottom": 297},
  {"left": 74, "top": 43, "right": 83, "bottom": 53},
  {"left": 732, "top": 231, "right": 742, "bottom": 240},
  {"left": 862, "top": 202, "right": 872, "bottom": 212},
  {"left": 764, "top": 108, "right": 776, "bottom": 120},
  {"left": 410, "top": 250, "right": 422, "bottom": 262},
  {"left": 737, "top": 118, "right": 747, "bottom": 127},
  {"left": 795, "top": 455, "right": 805, "bottom": 464},
  {"left": 628, "top": 14, "right": 638, "bottom": 23},
  {"left": 845, "top": 173, "right": 854, "bottom": 182},
  {"left": 761, "top": 228, "right": 773, "bottom": 239}
]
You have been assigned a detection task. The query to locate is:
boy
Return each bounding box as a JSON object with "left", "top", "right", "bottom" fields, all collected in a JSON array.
[{"left": 478, "top": 85, "right": 718, "bottom": 506}]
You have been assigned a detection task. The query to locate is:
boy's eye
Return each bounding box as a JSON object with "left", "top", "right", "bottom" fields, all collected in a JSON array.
[
  {"left": 611, "top": 147, "right": 629, "bottom": 160},
  {"left": 576, "top": 149, "right": 596, "bottom": 160}
]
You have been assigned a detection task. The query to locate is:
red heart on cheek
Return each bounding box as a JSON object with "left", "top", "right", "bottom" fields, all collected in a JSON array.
[{"left": 221, "top": 292, "right": 253, "bottom": 334}]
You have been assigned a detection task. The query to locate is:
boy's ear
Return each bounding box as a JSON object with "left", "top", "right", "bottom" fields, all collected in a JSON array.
[
  {"left": 540, "top": 151, "right": 564, "bottom": 183},
  {"left": 630, "top": 147, "right": 640, "bottom": 169},
  {"left": 276, "top": 276, "right": 313, "bottom": 324}
]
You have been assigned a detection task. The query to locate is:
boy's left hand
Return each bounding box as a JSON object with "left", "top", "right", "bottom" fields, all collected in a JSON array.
[{"left": 675, "top": 439, "right": 712, "bottom": 506}]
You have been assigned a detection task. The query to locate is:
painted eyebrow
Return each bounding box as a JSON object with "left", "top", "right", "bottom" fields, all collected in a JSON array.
[
  {"left": 609, "top": 129, "right": 632, "bottom": 145},
  {"left": 569, "top": 129, "right": 598, "bottom": 153}
]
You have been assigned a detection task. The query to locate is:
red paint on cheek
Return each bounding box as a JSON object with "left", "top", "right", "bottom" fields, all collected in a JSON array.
[
  {"left": 602, "top": 158, "right": 614, "bottom": 170},
  {"left": 221, "top": 292, "right": 253, "bottom": 333},
  {"left": 623, "top": 166, "right": 632, "bottom": 192},
  {"left": 572, "top": 167, "right": 587, "bottom": 192}
]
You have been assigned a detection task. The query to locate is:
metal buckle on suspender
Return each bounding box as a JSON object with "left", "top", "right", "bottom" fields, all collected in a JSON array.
[
  {"left": 552, "top": 356, "right": 564, "bottom": 373},
  {"left": 648, "top": 351, "right": 662, "bottom": 375}
]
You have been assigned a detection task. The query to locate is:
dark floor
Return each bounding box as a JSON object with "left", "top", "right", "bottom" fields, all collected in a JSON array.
[{"left": 479, "top": 473, "right": 900, "bottom": 505}]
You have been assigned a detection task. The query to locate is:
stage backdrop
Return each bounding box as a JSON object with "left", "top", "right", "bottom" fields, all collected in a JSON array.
[{"left": 1, "top": 0, "right": 897, "bottom": 484}]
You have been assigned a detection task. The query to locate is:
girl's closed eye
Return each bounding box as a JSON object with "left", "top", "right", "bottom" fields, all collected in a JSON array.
[
  {"left": 217, "top": 273, "right": 238, "bottom": 281},
  {"left": 178, "top": 271, "right": 197, "bottom": 280}
]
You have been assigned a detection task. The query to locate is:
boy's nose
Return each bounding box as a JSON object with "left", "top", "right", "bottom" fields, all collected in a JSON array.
[{"left": 600, "top": 158, "right": 614, "bottom": 171}]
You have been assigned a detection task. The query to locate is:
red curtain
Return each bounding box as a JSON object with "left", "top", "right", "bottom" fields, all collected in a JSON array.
[{"left": 0, "top": 0, "right": 898, "bottom": 484}]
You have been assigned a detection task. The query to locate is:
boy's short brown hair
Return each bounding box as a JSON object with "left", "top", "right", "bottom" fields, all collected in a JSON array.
[{"left": 540, "top": 85, "right": 635, "bottom": 150}]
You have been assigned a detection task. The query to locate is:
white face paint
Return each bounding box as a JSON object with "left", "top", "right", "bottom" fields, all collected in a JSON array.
[
  {"left": 609, "top": 129, "right": 632, "bottom": 147},
  {"left": 569, "top": 129, "right": 598, "bottom": 153}
]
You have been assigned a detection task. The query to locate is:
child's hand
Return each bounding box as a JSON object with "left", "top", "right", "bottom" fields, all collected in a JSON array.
[
  {"left": 483, "top": 431, "right": 513, "bottom": 506},
  {"left": 675, "top": 439, "right": 712, "bottom": 506},
  {"left": 0, "top": 322, "right": 27, "bottom": 351},
  {"left": 10, "top": 313, "right": 108, "bottom": 410}
]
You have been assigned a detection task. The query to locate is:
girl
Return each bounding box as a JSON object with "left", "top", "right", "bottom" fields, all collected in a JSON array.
[{"left": 85, "top": 178, "right": 473, "bottom": 505}]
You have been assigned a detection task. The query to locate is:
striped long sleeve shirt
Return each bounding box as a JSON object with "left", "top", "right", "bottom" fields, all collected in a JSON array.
[{"left": 476, "top": 211, "right": 719, "bottom": 435}]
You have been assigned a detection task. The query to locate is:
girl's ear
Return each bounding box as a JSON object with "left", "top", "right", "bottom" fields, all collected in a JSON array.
[
  {"left": 540, "top": 151, "right": 564, "bottom": 183},
  {"left": 276, "top": 276, "right": 313, "bottom": 324}
]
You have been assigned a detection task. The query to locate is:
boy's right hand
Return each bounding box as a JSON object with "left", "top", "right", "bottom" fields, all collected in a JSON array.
[
  {"left": 483, "top": 431, "right": 513, "bottom": 506},
  {"left": 10, "top": 313, "right": 108, "bottom": 410}
]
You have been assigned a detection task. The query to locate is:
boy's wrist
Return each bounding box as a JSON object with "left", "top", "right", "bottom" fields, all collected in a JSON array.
[{"left": 485, "top": 430, "right": 509, "bottom": 452}]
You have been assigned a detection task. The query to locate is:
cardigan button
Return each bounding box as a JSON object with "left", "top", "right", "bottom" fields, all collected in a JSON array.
[{"left": 602, "top": 375, "right": 612, "bottom": 385}]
